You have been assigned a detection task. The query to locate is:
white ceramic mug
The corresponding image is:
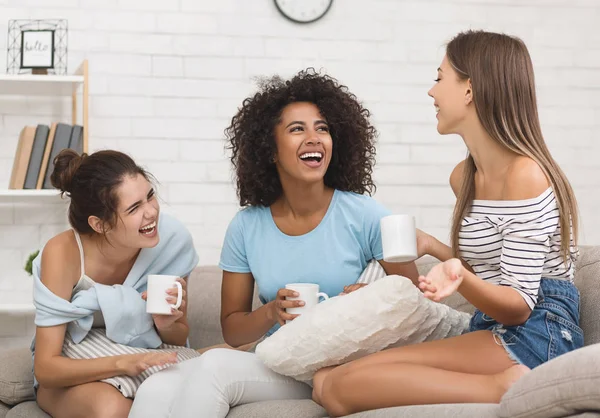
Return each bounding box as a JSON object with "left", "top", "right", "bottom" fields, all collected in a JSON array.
[
  {"left": 146, "top": 275, "right": 183, "bottom": 315},
  {"left": 380, "top": 214, "right": 418, "bottom": 263},
  {"left": 285, "top": 283, "right": 329, "bottom": 323}
]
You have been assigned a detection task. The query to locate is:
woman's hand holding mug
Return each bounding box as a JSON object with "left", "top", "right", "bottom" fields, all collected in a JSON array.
[
  {"left": 142, "top": 276, "right": 186, "bottom": 330},
  {"left": 416, "top": 228, "right": 434, "bottom": 258},
  {"left": 268, "top": 288, "right": 305, "bottom": 326}
]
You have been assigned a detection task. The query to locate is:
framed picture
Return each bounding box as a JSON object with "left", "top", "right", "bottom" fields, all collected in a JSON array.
[
  {"left": 20, "top": 30, "right": 55, "bottom": 69},
  {"left": 7, "top": 19, "right": 68, "bottom": 75}
]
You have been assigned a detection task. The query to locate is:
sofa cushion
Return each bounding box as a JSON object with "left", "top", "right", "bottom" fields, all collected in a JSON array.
[
  {"left": 0, "top": 349, "right": 34, "bottom": 406},
  {"left": 5, "top": 401, "right": 49, "bottom": 418},
  {"left": 347, "top": 403, "right": 499, "bottom": 417},
  {"left": 227, "top": 399, "right": 327, "bottom": 418},
  {"left": 0, "top": 401, "right": 8, "bottom": 418},
  {"left": 187, "top": 266, "right": 226, "bottom": 349},
  {"left": 572, "top": 246, "right": 600, "bottom": 345},
  {"left": 187, "top": 266, "right": 262, "bottom": 349},
  {"left": 499, "top": 343, "right": 600, "bottom": 418}
]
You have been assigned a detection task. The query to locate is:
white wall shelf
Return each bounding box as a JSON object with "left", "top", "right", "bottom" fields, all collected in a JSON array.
[
  {"left": 0, "top": 189, "right": 66, "bottom": 203},
  {"left": 0, "top": 74, "right": 85, "bottom": 96},
  {"left": 0, "top": 60, "right": 89, "bottom": 200}
]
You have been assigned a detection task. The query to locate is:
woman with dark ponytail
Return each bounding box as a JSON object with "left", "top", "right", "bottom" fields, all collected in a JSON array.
[{"left": 32, "top": 149, "right": 199, "bottom": 418}]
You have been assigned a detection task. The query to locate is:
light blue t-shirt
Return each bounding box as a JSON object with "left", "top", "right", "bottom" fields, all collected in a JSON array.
[{"left": 219, "top": 190, "right": 391, "bottom": 334}]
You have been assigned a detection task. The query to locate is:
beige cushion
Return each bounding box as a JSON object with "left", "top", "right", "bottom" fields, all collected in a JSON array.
[
  {"left": 499, "top": 343, "right": 600, "bottom": 418},
  {"left": 4, "top": 401, "right": 49, "bottom": 418},
  {"left": 572, "top": 246, "right": 600, "bottom": 345},
  {"left": 187, "top": 266, "right": 227, "bottom": 349},
  {"left": 0, "top": 349, "right": 34, "bottom": 406},
  {"left": 228, "top": 399, "right": 327, "bottom": 418},
  {"left": 186, "top": 266, "right": 262, "bottom": 349},
  {"left": 347, "top": 403, "right": 499, "bottom": 417},
  {"left": 0, "top": 401, "right": 9, "bottom": 418}
]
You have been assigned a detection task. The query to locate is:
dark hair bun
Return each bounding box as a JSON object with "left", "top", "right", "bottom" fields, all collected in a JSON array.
[{"left": 50, "top": 149, "right": 85, "bottom": 194}]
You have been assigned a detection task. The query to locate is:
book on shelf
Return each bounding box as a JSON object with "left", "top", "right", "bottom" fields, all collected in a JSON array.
[
  {"left": 70, "top": 125, "right": 84, "bottom": 154},
  {"left": 36, "top": 122, "right": 58, "bottom": 189},
  {"left": 9, "top": 126, "right": 36, "bottom": 189},
  {"left": 23, "top": 125, "right": 50, "bottom": 189},
  {"left": 9, "top": 123, "right": 85, "bottom": 190},
  {"left": 42, "top": 123, "right": 73, "bottom": 189}
]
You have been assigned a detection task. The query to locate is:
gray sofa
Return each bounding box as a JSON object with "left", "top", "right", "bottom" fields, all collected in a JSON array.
[{"left": 1, "top": 247, "right": 600, "bottom": 417}]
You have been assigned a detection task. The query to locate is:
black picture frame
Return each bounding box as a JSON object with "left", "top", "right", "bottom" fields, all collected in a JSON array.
[
  {"left": 20, "top": 29, "right": 55, "bottom": 70},
  {"left": 7, "top": 19, "right": 68, "bottom": 75}
]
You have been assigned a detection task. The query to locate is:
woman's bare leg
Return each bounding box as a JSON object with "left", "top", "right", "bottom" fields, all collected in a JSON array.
[
  {"left": 314, "top": 331, "right": 529, "bottom": 416},
  {"left": 37, "top": 382, "right": 132, "bottom": 418},
  {"left": 313, "top": 330, "right": 509, "bottom": 403}
]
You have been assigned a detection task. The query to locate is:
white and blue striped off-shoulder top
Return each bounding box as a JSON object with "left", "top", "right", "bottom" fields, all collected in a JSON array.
[{"left": 459, "top": 187, "right": 578, "bottom": 309}]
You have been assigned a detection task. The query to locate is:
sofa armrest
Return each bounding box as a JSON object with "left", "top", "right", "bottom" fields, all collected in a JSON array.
[
  {"left": 499, "top": 344, "right": 600, "bottom": 418},
  {"left": 0, "top": 348, "right": 35, "bottom": 406}
]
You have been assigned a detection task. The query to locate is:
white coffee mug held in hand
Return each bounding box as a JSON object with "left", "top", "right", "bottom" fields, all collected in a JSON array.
[
  {"left": 146, "top": 275, "right": 183, "bottom": 315},
  {"left": 285, "top": 283, "right": 329, "bottom": 323},
  {"left": 381, "top": 214, "right": 418, "bottom": 263}
]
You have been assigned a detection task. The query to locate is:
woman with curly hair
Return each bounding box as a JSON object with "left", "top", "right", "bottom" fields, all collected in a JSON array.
[{"left": 147, "top": 69, "right": 419, "bottom": 417}]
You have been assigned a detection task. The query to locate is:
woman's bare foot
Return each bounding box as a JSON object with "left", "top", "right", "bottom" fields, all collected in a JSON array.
[{"left": 493, "top": 364, "right": 530, "bottom": 399}]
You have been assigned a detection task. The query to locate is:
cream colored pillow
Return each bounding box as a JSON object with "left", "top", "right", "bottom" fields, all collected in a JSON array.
[{"left": 255, "top": 275, "right": 470, "bottom": 381}]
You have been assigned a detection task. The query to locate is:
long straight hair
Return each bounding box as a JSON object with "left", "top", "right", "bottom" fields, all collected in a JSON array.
[{"left": 447, "top": 30, "right": 578, "bottom": 262}]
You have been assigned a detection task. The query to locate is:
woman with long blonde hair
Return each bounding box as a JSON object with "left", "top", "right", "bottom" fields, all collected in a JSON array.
[{"left": 312, "top": 30, "right": 583, "bottom": 416}]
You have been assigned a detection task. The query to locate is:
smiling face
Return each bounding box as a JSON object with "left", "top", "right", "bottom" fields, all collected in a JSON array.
[
  {"left": 273, "top": 101, "right": 333, "bottom": 186},
  {"left": 94, "top": 173, "right": 160, "bottom": 249},
  {"left": 427, "top": 55, "right": 473, "bottom": 135}
]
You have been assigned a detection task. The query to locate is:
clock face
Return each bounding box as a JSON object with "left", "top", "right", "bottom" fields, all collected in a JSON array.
[{"left": 274, "top": 0, "right": 333, "bottom": 24}]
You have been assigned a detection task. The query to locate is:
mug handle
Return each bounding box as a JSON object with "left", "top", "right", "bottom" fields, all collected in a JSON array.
[
  {"left": 171, "top": 282, "right": 183, "bottom": 310},
  {"left": 317, "top": 292, "right": 329, "bottom": 302}
]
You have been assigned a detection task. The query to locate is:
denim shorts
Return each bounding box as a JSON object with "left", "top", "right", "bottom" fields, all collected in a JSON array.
[{"left": 469, "top": 278, "right": 584, "bottom": 369}]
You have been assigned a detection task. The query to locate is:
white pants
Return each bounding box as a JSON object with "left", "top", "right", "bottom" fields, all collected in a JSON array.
[{"left": 128, "top": 348, "right": 312, "bottom": 418}]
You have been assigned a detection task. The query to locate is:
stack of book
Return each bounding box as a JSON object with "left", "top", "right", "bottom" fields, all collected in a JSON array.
[{"left": 9, "top": 123, "right": 84, "bottom": 190}]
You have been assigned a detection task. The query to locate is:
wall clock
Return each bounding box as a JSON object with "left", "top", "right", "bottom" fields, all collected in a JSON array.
[{"left": 274, "top": 0, "right": 334, "bottom": 24}]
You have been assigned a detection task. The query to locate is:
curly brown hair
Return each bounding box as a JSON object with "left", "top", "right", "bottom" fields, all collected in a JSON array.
[{"left": 225, "top": 68, "right": 377, "bottom": 207}]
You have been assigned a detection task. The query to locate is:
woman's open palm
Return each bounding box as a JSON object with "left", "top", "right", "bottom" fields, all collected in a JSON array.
[{"left": 418, "top": 258, "right": 463, "bottom": 302}]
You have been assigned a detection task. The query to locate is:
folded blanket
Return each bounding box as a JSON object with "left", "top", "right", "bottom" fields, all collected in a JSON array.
[{"left": 31, "top": 212, "right": 199, "bottom": 350}]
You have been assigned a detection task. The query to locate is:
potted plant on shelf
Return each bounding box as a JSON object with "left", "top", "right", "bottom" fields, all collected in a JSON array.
[{"left": 24, "top": 250, "right": 39, "bottom": 276}]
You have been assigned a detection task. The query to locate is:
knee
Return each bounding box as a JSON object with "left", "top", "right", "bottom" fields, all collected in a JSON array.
[
  {"left": 193, "top": 348, "right": 235, "bottom": 374},
  {"left": 320, "top": 373, "right": 352, "bottom": 417},
  {"left": 311, "top": 369, "right": 329, "bottom": 405},
  {"left": 311, "top": 386, "right": 321, "bottom": 405},
  {"left": 90, "top": 395, "right": 132, "bottom": 418},
  {"left": 180, "top": 348, "right": 239, "bottom": 388}
]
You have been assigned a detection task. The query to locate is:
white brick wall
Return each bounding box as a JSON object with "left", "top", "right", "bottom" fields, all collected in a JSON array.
[{"left": 0, "top": 0, "right": 599, "bottom": 305}]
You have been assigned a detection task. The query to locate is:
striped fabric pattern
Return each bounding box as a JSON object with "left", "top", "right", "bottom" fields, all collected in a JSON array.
[
  {"left": 62, "top": 329, "right": 201, "bottom": 398},
  {"left": 357, "top": 259, "right": 387, "bottom": 284},
  {"left": 459, "top": 187, "right": 577, "bottom": 309}
]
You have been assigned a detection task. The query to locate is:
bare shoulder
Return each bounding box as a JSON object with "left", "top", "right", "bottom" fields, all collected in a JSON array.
[
  {"left": 449, "top": 159, "right": 467, "bottom": 197},
  {"left": 504, "top": 156, "right": 550, "bottom": 200},
  {"left": 40, "top": 231, "right": 81, "bottom": 300}
]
